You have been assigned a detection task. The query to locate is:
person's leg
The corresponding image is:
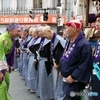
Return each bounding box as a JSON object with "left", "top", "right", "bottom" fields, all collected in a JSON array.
[
  {"left": 70, "top": 96, "right": 81, "bottom": 100},
  {"left": 5, "top": 71, "right": 10, "bottom": 91},
  {"left": 0, "top": 80, "right": 7, "bottom": 100},
  {"left": 63, "top": 95, "right": 69, "bottom": 100},
  {"left": 55, "top": 73, "right": 66, "bottom": 100},
  {"left": 92, "top": 75, "right": 100, "bottom": 100},
  {"left": 13, "top": 51, "right": 18, "bottom": 71},
  {"left": 0, "top": 78, "right": 12, "bottom": 100},
  {"left": 63, "top": 95, "right": 81, "bottom": 100}
]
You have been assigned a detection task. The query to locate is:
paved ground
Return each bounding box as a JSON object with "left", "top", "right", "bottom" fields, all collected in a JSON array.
[
  {"left": 8, "top": 66, "right": 94, "bottom": 100},
  {"left": 9, "top": 68, "right": 57, "bottom": 100},
  {"left": 9, "top": 71, "right": 40, "bottom": 100}
]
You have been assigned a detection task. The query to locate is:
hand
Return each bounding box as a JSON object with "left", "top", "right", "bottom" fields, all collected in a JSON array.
[
  {"left": 16, "top": 49, "right": 19, "bottom": 53},
  {"left": 66, "top": 75, "right": 74, "bottom": 84},
  {"left": 92, "top": 47, "right": 95, "bottom": 55},
  {"left": 0, "top": 71, "right": 4, "bottom": 83},
  {"left": 34, "top": 59, "right": 37, "bottom": 65},
  {"left": 59, "top": 73, "right": 63, "bottom": 78},
  {"left": 34, "top": 59, "right": 38, "bottom": 70},
  {"left": 53, "top": 61, "right": 59, "bottom": 70},
  {"left": 26, "top": 48, "right": 28, "bottom": 52},
  {"left": 20, "top": 50, "right": 23, "bottom": 53},
  {"left": 9, "top": 66, "right": 13, "bottom": 73},
  {"left": 85, "top": 84, "right": 90, "bottom": 88}
]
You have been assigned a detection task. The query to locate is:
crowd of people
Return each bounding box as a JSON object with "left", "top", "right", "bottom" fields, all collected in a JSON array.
[{"left": 0, "top": 16, "right": 100, "bottom": 100}]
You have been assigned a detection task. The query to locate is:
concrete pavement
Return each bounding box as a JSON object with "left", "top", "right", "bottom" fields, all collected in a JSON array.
[{"left": 9, "top": 71, "right": 40, "bottom": 100}]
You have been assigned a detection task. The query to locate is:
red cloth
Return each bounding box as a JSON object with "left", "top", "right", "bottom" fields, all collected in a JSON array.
[{"left": 66, "top": 20, "right": 82, "bottom": 29}]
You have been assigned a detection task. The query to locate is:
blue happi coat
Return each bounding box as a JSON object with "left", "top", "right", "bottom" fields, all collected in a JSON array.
[{"left": 60, "top": 36, "right": 93, "bottom": 95}]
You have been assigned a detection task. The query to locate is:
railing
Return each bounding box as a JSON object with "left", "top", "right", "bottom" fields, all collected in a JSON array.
[{"left": 0, "top": 8, "right": 58, "bottom": 15}]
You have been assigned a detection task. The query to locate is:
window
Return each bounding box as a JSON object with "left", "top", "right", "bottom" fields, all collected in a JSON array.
[
  {"left": 39, "top": 0, "right": 42, "bottom": 8},
  {"left": 17, "top": 0, "right": 26, "bottom": 10},
  {"left": 34, "top": 0, "right": 42, "bottom": 8},
  {"left": 57, "top": 0, "right": 61, "bottom": 6},
  {"left": 1, "top": 0, "right": 10, "bottom": 10}
]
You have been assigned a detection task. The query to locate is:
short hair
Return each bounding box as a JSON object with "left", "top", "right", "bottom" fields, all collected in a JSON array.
[
  {"left": 34, "top": 27, "right": 38, "bottom": 34},
  {"left": 38, "top": 26, "right": 44, "bottom": 31},
  {"left": 29, "top": 26, "right": 39, "bottom": 34},
  {"left": 29, "top": 27, "right": 34, "bottom": 34},
  {"left": 43, "top": 25, "right": 52, "bottom": 32},
  {"left": 24, "top": 28, "right": 29, "bottom": 33}
]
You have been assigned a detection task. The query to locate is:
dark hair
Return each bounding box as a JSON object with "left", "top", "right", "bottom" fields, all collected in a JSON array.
[{"left": 24, "top": 28, "right": 29, "bottom": 33}]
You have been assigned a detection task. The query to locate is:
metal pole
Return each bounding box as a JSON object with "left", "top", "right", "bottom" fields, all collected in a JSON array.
[
  {"left": 82, "top": 1, "right": 84, "bottom": 27},
  {"left": 85, "top": 0, "right": 90, "bottom": 26},
  {"left": 57, "top": 0, "right": 62, "bottom": 34},
  {"left": 66, "top": 0, "right": 73, "bottom": 21}
]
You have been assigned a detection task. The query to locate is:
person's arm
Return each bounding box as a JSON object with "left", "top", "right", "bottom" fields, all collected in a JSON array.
[
  {"left": 6, "top": 49, "right": 15, "bottom": 73},
  {"left": 6, "top": 39, "right": 16, "bottom": 73},
  {"left": 53, "top": 42, "right": 64, "bottom": 70},
  {"left": 0, "top": 40, "right": 7, "bottom": 70},
  {"left": 6, "top": 49, "right": 15, "bottom": 67},
  {"left": 71, "top": 44, "right": 93, "bottom": 84},
  {"left": 0, "top": 41, "right": 6, "bottom": 82}
]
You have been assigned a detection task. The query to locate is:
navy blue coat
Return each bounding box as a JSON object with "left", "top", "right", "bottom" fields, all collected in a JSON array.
[{"left": 60, "top": 37, "right": 93, "bottom": 95}]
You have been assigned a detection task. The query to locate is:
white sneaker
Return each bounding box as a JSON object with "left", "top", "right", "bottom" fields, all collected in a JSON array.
[
  {"left": 14, "top": 69, "right": 18, "bottom": 72},
  {"left": 30, "top": 90, "right": 35, "bottom": 93}
]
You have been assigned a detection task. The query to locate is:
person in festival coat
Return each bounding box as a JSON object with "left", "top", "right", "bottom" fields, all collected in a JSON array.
[
  {"left": 18, "top": 28, "right": 31, "bottom": 78},
  {"left": 19, "top": 31, "right": 25, "bottom": 77},
  {"left": 26, "top": 26, "right": 41, "bottom": 93},
  {"left": 92, "top": 17, "right": 100, "bottom": 100},
  {"left": 13, "top": 36, "right": 20, "bottom": 72},
  {"left": 54, "top": 29, "right": 67, "bottom": 100},
  {"left": 21, "top": 28, "right": 31, "bottom": 80},
  {"left": 35, "top": 26, "right": 55, "bottom": 100},
  {"left": 0, "top": 23, "right": 21, "bottom": 100},
  {"left": 60, "top": 20, "right": 93, "bottom": 100},
  {"left": 42, "top": 25, "right": 66, "bottom": 100}
]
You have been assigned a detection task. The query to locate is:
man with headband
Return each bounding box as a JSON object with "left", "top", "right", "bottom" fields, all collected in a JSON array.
[
  {"left": 0, "top": 22, "right": 21, "bottom": 100},
  {"left": 60, "top": 20, "right": 93, "bottom": 100}
]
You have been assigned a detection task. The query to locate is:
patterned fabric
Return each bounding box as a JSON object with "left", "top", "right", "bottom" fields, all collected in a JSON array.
[
  {"left": 0, "top": 31, "right": 13, "bottom": 71},
  {"left": 0, "top": 61, "right": 8, "bottom": 71}
]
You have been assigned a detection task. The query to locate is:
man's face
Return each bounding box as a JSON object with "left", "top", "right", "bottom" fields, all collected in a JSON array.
[
  {"left": 38, "top": 29, "right": 44, "bottom": 38},
  {"left": 10, "top": 28, "right": 21, "bottom": 38},
  {"left": 21, "top": 31, "right": 28, "bottom": 39},
  {"left": 29, "top": 31, "right": 32, "bottom": 36},
  {"left": 24, "top": 31, "right": 28, "bottom": 36},
  {"left": 43, "top": 29, "right": 51, "bottom": 39},
  {"left": 32, "top": 32, "right": 35, "bottom": 37},
  {"left": 66, "top": 26, "right": 75, "bottom": 38},
  {"left": 96, "top": 18, "right": 100, "bottom": 31},
  {"left": 29, "top": 27, "right": 34, "bottom": 37},
  {"left": 32, "top": 31, "right": 38, "bottom": 37},
  {"left": 21, "top": 31, "right": 26, "bottom": 39}
]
